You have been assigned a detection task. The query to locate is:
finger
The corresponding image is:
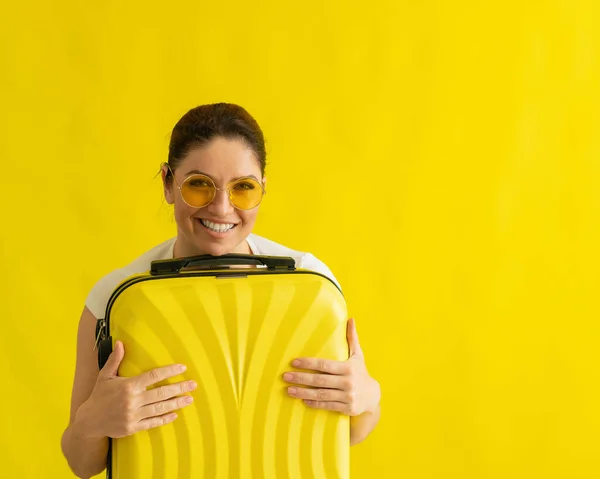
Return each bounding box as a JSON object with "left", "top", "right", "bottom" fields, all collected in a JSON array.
[
  {"left": 287, "top": 386, "right": 352, "bottom": 403},
  {"left": 136, "top": 412, "right": 179, "bottom": 432},
  {"left": 136, "top": 364, "right": 187, "bottom": 389},
  {"left": 347, "top": 318, "right": 362, "bottom": 359},
  {"left": 302, "top": 400, "right": 346, "bottom": 412},
  {"left": 137, "top": 395, "right": 194, "bottom": 421},
  {"left": 291, "top": 357, "right": 350, "bottom": 375},
  {"left": 141, "top": 380, "right": 198, "bottom": 406},
  {"left": 99, "top": 340, "right": 125, "bottom": 378},
  {"left": 283, "top": 372, "right": 348, "bottom": 390}
]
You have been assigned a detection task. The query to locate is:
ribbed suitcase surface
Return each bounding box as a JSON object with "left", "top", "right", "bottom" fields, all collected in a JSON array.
[{"left": 103, "top": 260, "right": 349, "bottom": 479}]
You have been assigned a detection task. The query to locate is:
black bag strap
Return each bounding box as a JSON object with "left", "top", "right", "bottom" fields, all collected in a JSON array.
[{"left": 95, "top": 319, "right": 112, "bottom": 370}]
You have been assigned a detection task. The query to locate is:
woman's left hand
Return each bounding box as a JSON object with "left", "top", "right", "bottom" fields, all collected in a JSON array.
[{"left": 283, "top": 318, "right": 380, "bottom": 416}]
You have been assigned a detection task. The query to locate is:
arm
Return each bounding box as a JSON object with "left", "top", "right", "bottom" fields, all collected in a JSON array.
[
  {"left": 284, "top": 318, "right": 382, "bottom": 445},
  {"left": 60, "top": 307, "right": 108, "bottom": 479},
  {"left": 350, "top": 401, "right": 381, "bottom": 446},
  {"left": 61, "top": 308, "right": 197, "bottom": 478}
]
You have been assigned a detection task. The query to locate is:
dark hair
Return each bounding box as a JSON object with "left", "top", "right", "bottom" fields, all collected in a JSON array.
[{"left": 166, "top": 103, "right": 267, "bottom": 179}]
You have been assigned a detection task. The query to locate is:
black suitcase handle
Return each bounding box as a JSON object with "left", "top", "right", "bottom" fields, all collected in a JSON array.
[{"left": 150, "top": 253, "right": 296, "bottom": 275}]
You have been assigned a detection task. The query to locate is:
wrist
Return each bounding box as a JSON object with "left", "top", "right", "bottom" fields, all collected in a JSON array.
[
  {"left": 73, "top": 400, "right": 102, "bottom": 440},
  {"left": 365, "top": 378, "right": 381, "bottom": 414}
]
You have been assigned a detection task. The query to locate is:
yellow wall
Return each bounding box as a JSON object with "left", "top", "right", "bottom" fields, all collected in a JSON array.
[{"left": 2, "top": 1, "right": 600, "bottom": 477}]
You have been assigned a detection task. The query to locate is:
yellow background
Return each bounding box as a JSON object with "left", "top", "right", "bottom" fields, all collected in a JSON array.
[{"left": 1, "top": 1, "right": 600, "bottom": 478}]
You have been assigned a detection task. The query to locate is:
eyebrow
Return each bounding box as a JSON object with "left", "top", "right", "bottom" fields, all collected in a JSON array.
[{"left": 184, "top": 169, "right": 260, "bottom": 182}]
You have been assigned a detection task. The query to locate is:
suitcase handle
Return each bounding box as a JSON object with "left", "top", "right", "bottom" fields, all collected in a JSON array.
[{"left": 150, "top": 254, "right": 296, "bottom": 275}]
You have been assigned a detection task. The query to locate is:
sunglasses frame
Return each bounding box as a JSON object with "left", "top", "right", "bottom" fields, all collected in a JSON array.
[{"left": 164, "top": 163, "right": 266, "bottom": 211}]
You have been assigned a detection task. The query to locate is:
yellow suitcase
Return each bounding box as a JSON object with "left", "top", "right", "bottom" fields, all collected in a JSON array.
[{"left": 95, "top": 254, "right": 350, "bottom": 479}]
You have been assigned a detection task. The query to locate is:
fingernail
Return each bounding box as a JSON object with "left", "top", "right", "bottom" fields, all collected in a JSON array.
[
  {"left": 188, "top": 380, "right": 197, "bottom": 390},
  {"left": 283, "top": 373, "right": 293, "bottom": 381},
  {"left": 292, "top": 359, "right": 301, "bottom": 367},
  {"left": 288, "top": 387, "right": 297, "bottom": 395},
  {"left": 183, "top": 396, "right": 193, "bottom": 404},
  {"left": 178, "top": 365, "right": 187, "bottom": 372}
]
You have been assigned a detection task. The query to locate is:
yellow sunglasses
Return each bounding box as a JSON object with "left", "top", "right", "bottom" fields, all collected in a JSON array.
[{"left": 165, "top": 164, "right": 266, "bottom": 210}]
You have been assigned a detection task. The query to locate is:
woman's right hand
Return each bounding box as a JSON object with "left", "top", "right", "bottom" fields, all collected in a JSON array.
[{"left": 75, "top": 340, "right": 197, "bottom": 439}]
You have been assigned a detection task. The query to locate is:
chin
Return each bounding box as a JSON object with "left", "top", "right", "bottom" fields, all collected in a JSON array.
[
  {"left": 192, "top": 233, "right": 244, "bottom": 256},
  {"left": 199, "top": 242, "right": 231, "bottom": 257}
]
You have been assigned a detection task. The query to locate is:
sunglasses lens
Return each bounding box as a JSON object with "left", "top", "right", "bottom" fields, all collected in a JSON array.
[
  {"left": 181, "top": 175, "right": 215, "bottom": 208},
  {"left": 230, "top": 178, "right": 264, "bottom": 210}
]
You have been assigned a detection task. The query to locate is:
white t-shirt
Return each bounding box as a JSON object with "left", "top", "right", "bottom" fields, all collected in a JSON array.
[{"left": 85, "top": 233, "right": 341, "bottom": 320}]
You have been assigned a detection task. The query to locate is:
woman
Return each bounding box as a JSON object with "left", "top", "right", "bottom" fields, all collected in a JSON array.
[{"left": 61, "top": 103, "right": 381, "bottom": 478}]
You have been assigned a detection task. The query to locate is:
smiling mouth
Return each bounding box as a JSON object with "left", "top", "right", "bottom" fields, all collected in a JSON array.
[{"left": 197, "top": 218, "right": 238, "bottom": 233}]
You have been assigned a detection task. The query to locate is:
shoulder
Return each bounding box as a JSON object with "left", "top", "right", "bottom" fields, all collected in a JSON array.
[
  {"left": 248, "top": 234, "right": 341, "bottom": 290},
  {"left": 85, "top": 238, "right": 177, "bottom": 319}
]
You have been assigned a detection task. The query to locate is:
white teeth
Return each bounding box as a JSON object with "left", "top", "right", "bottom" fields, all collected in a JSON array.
[{"left": 200, "top": 219, "right": 235, "bottom": 233}]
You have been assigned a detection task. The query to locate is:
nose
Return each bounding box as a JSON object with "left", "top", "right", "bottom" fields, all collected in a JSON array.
[{"left": 206, "top": 187, "right": 234, "bottom": 217}]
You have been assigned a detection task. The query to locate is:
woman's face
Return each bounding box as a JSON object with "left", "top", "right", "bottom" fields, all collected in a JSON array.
[{"left": 163, "top": 137, "right": 265, "bottom": 257}]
